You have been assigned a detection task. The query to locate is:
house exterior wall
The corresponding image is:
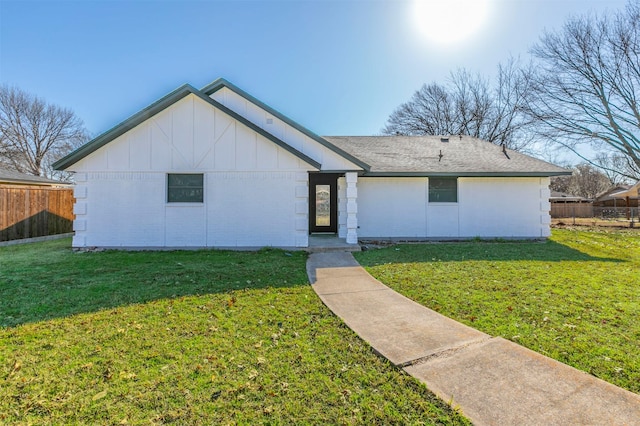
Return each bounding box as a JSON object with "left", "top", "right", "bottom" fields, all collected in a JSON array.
[
  {"left": 458, "top": 177, "right": 551, "bottom": 238},
  {"left": 60, "top": 82, "right": 560, "bottom": 248},
  {"left": 210, "top": 88, "right": 362, "bottom": 171},
  {"left": 357, "top": 178, "right": 428, "bottom": 238},
  {"left": 69, "top": 94, "right": 313, "bottom": 248},
  {"left": 357, "top": 177, "right": 551, "bottom": 239}
]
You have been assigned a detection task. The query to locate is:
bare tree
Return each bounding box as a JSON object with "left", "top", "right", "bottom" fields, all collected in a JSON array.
[
  {"left": 550, "top": 162, "right": 612, "bottom": 198},
  {"left": 550, "top": 174, "right": 573, "bottom": 194},
  {"left": 594, "top": 152, "right": 640, "bottom": 184},
  {"left": 0, "top": 85, "right": 88, "bottom": 178},
  {"left": 529, "top": 0, "right": 640, "bottom": 176},
  {"left": 571, "top": 163, "right": 613, "bottom": 198},
  {"left": 382, "top": 57, "right": 536, "bottom": 151}
]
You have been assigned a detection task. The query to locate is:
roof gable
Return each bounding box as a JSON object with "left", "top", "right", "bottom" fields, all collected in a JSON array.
[
  {"left": 605, "top": 181, "right": 640, "bottom": 199},
  {"left": 594, "top": 185, "right": 632, "bottom": 201},
  {"left": 201, "top": 78, "right": 369, "bottom": 171},
  {"left": 53, "top": 84, "right": 320, "bottom": 171}
]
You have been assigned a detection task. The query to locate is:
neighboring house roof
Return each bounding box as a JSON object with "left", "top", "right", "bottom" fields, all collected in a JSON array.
[
  {"left": 609, "top": 181, "right": 640, "bottom": 199},
  {"left": 0, "top": 167, "right": 70, "bottom": 186},
  {"left": 593, "top": 185, "right": 632, "bottom": 202},
  {"left": 53, "top": 84, "right": 321, "bottom": 171},
  {"left": 550, "top": 191, "right": 590, "bottom": 202},
  {"left": 323, "top": 136, "right": 570, "bottom": 177}
]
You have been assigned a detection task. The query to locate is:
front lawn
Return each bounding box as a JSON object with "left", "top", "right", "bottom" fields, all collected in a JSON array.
[
  {"left": 355, "top": 228, "right": 640, "bottom": 394},
  {"left": 0, "top": 239, "right": 468, "bottom": 425}
]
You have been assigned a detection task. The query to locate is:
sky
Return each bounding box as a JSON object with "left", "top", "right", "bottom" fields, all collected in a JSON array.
[{"left": 0, "top": 0, "right": 630, "bottom": 147}]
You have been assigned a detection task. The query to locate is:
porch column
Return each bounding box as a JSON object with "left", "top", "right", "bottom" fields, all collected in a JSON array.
[{"left": 345, "top": 172, "right": 358, "bottom": 244}]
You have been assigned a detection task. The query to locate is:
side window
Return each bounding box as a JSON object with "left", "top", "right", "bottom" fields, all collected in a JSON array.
[
  {"left": 429, "top": 177, "right": 457, "bottom": 202},
  {"left": 167, "top": 174, "right": 203, "bottom": 203}
]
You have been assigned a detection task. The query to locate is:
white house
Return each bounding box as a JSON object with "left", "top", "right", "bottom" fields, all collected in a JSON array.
[{"left": 53, "top": 79, "right": 570, "bottom": 249}]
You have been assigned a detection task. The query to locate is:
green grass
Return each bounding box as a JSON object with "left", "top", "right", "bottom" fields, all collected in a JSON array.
[
  {"left": 355, "top": 228, "right": 640, "bottom": 394},
  {"left": 0, "top": 239, "right": 469, "bottom": 425}
]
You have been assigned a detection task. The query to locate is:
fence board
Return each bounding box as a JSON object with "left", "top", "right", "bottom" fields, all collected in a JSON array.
[
  {"left": 0, "top": 186, "right": 74, "bottom": 242},
  {"left": 550, "top": 203, "right": 594, "bottom": 218}
]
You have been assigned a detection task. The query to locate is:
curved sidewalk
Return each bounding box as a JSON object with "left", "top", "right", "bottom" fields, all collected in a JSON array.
[{"left": 307, "top": 251, "right": 640, "bottom": 426}]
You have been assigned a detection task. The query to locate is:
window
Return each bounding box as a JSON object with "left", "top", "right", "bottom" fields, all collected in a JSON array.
[
  {"left": 167, "top": 174, "right": 203, "bottom": 203},
  {"left": 429, "top": 177, "right": 457, "bottom": 202}
]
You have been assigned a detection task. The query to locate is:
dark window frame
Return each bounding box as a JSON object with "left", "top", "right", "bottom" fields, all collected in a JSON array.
[
  {"left": 167, "top": 173, "right": 204, "bottom": 203},
  {"left": 429, "top": 177, "right": 458, "bottom": 203}
]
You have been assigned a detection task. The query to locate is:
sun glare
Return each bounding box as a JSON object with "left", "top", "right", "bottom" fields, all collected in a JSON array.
[{"left": 413, "top": 0, "right": 490, "bottom": 46}]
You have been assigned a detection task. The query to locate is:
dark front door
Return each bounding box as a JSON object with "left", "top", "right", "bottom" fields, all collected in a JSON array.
[{"left": 309, "top": 173, "right": 339, "bottom": 233}]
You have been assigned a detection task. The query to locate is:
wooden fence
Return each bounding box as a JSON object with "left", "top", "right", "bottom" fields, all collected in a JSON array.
[
  {"left": 550, "top": 203, "right": 594, "bottom": 218},
  {"left": 0, "top": 186, "right": 74, "bottom": 242}
]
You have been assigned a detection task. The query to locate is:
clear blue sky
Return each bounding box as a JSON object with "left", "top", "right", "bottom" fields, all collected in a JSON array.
[{"left": 0, "top": 0, "right": 628, "bottom": 140}]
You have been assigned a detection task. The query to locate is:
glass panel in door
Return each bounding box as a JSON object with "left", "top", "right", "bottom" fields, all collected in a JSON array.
[{"left": 315, "top": 185, "right": 331, "bottom": 226}]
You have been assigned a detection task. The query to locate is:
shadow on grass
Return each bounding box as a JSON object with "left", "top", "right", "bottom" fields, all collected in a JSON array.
[
  {"left": 356, "top": 240, "right": 624, "bottom": 266},
  {"left": 0, "top": 238, "right": 310, "bottom": 328}
]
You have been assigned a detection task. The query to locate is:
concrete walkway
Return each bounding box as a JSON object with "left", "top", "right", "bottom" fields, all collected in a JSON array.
[{"left": 307, "top": 252, "right": 640, "bottom": 426}]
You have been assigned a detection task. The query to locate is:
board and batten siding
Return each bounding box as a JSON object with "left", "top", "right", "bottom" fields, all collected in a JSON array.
[
  {"left": 210, "top": 87, "right": 361, "bottom": 172},
  {"left": 69, "top": 94, "right": 314, "bottom": 248},
  {"left": 357, "top": 177, "right": 551, "bottom": 239}
]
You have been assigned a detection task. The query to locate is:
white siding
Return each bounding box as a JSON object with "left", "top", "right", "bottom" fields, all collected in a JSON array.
[
  {"left": 73, "top": 95, "right": 311, "bottom": 174},
  {"left": 74, "top": 172, "right": 166, "bottom": 247},
  {"left": 165, "top": 205, "right": 206, "bottom": 247},
  {"left": 206, "top": 172, "right": 307, "bottom": 247},
  {"left": 211, "top": 87, "right": 363, "bottom": 171},
  {"left": 358, "top": 178, "right": 428, "bottom": 238},
  {"left": 458, "top": 177, "right": 551, "bottom": 238},
  {"left": 427, "top": 204, "right": 459, "bottom": 237},
  {"left": 357, "top": 177, "right": 551, "bottom": 239},
  {"left": 69, "top": 94, "right": 312, "bottom": 248}
]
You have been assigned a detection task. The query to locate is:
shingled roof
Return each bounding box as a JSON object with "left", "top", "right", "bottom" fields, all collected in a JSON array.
[
  {"left": 322, "top": 135, "right": 570, "bottom": 177},
  {"left": 0, "top": 167, "right": 70, "bottom": 186}
]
